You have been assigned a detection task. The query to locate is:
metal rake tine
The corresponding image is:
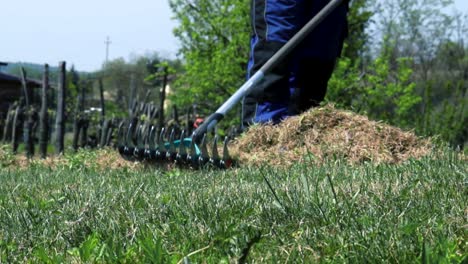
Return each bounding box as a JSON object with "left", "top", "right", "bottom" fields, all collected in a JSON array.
[
  {"left": 176, "top": 130, "right": 188, "bottom": 165},
  {"left": 178, "top": 130, "right": 187, "bottom": 155},
  {"left": 198, "top": 133, "right": 210, "bottom": 166},
  {"left": 166, "top": 128, "right": 178, "bottom": 162},
  {"left": 116, "top": 121, "right": 126, "bottom": 146},
  {"left": 148, "top": 125, "right": 157, "bottom": 149},
  {"left": 209, "top": 135, "right": 221, "bottom": 168},
  {"left": 187, "top": 136, "right": 198, "bottom": 167},
  {"left": 144, "top": 125, "right": 157, "bottom": 160},
  {"left": 133, "top": 124, "right": 146, "bottom": 160},
  {"left": 137, "top": 124, "right": 145, "bottom": 147},
  {"left": 120, "top": 121, "right": 136, "bottom": 160},
  {"left": 220, "top": 136, "right": 235, "bottom": 169},
  {"left": 155, "top": 127, "right": 167, "bottom": 161},
  {"left": 126, "top": 122, "right": 135, "bottom": 147},
  {"left": 222, "top": 136, "right": 231, "bottom": 161},
  {"left": 211, "top": 135, "right": 220, "bottom": 160},
  {"left": 168, "top": 129, "right": 176, "bottom": 153},
  {"left": 158, "top": 127, "right": 167, "bottom": 152}
]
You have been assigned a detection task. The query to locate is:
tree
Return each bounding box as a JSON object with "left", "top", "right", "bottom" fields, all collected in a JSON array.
[
  {"left": 328, "top": 0, "right": 468, "bottom": 148},
  {"left": 168, "top": 0, "right": 250, "bottom": 122},
  {"left": 95, "top": 53, "right": 176, "bottom": 117},
  {"left": 343, "top": 0, "right": 374, "bottom": 64}
]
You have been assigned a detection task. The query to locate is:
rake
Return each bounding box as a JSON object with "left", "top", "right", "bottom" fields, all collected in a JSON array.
[{"left": 118, "top": 0, "right": 345, "bottom": 169}]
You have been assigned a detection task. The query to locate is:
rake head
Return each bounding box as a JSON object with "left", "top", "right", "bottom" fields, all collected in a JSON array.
[{"left": 117, "top": 121, "right": 236, "bottom": 169}]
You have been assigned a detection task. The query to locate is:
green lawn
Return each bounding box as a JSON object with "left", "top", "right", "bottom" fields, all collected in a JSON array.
[{"left": 0, "top": 147, "right": 466, "bottom": 263}]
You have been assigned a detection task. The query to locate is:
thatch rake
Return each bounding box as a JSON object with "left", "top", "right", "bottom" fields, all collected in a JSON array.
[{"left": 118, "top": 0, "right": 345, "bottom": 169}]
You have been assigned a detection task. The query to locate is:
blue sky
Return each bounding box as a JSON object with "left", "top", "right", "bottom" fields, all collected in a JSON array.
[{"left": 1, "top": 0, "right": 467, "bottom": 72}]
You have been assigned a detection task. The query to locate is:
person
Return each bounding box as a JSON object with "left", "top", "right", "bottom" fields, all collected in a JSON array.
[{"left": 242, "top": 0, "right": 349, "bottom": 128}]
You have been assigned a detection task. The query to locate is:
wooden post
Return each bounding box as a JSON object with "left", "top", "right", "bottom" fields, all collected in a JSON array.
[
  {"left": 99, "top": 78, "right": 105, "bottom": 121},
  {"left": 55, "top": 61, "right": 66, "bottom": 155},
  {"left": 20, "top": 67, "right": 30, "bottom": 107},
  {"left": 39, "top": 64, "right": 49, "bottom": 158},
  {"left": 2, "top": 104, "right": 15, "bottom": 142},
  {"left": 20, "top": 67, "right": 34, "bottom": 158},
  {"left": 11, "top": 103, "right": 22, "bottom": 154}
]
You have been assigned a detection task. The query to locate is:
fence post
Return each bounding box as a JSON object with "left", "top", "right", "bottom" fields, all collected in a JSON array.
[
  {"left": 20, "top": 67, "right": 35, "bottom": 158},
  {"left": 39, "top": 64, "right": 49, "bottom": 158},
  {"left": 2, "top": 104, "right": 15, "bottom": 142},
  {"left": 11, "top": 103, "right": 22, "bottom": 154},
  {"left": 99, "top": 78, "right": 106, "bottom": 121},
  {"left": 55, "top": 61, "right": 66, "bottom": 155}
]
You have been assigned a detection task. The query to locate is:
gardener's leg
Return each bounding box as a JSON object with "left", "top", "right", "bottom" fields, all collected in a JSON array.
[
  {"left": 242, "top": 0, "right": 305, "bottom": 128},
  {"left": 289, "top": 0, "right": 348, "bottom": 114}
]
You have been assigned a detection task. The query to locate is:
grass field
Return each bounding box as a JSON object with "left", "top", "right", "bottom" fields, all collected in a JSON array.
[{"left": 0, "top": 146, "right": 466, "bottom": 263}]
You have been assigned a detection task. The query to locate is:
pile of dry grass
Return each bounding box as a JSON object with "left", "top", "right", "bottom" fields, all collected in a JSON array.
[{"left": 230, "top": 105, "right": 431, "bottom": 167}]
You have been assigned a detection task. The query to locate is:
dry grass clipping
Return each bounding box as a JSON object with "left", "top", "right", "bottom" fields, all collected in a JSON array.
[
  {"left": 230, "top": 105, "right": 431, "bottom": 167},
  {"left": 0, "top": 147, "right": 140, "bottom": 171}
]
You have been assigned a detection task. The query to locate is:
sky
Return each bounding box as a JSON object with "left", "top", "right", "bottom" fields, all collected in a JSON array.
[
  {"left": 2, "top": 0, "right": 179, "bottom": 72},
  {"left": 1, "top": 0, "right": 468, "bottom": 72}
]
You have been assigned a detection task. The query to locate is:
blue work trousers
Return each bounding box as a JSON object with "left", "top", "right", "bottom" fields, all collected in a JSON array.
[{"left": 242, "top": 0, "right": 348, "bottom": 126}]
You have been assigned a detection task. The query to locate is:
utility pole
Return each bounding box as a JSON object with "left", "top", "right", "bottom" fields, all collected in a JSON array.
[{"left": 104, "top": 36, "right": 112, "bottom": 64}]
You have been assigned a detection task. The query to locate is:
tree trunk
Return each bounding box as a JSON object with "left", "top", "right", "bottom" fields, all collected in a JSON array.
[
  {"left": 39, "top": 64, "right": 49, "bottom": 159},
  {"left": 55, "top": 61, "right": 66, "bottom": 155}
]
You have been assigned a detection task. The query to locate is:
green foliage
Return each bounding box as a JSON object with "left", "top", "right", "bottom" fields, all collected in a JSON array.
[
  {"left": 0, "top": 147, "right": 466, "bottom": 262},
  {"left": 343, "top": 0, "right": 374, "bottom": 63},
  {"left": 328, "top": 0, "right": 467, "bottom": 147},
  {"left": 328, "top": 42, "right": 421, "bottom": 127},
  {"left": 418, "top": 79, "right": 467, "bottom": 148},
  {"left": 96, "top": 54, "right": 167, "bottom": 112},
  {"left": 169, "top": 0, "right": 250, "bottom": 126},
  {"left": 362, "top": 53, "right": 421, "bottom": 125}
]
